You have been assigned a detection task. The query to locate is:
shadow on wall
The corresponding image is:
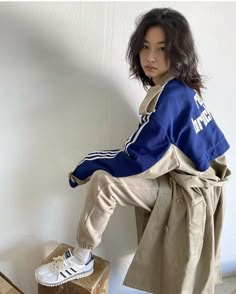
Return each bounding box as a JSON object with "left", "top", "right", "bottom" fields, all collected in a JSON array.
[{"left": 0, "top": 5, "right": 139, "bottom": 294}]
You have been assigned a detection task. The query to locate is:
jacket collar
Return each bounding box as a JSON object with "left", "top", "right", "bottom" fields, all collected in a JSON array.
[
  {"left": 154, "top": 71, "right": 175, "bottom": 87},
  {"left": 139, "top": 72, "right": 175, "bottom": 115}
]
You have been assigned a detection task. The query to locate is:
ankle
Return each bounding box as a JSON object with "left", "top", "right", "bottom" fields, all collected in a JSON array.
[{"left": 73, "top": 246, "right": 91, "bottom": 264}]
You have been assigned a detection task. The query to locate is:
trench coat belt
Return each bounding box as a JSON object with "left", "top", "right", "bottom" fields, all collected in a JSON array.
[{"left": 169, "top": 171, "right": 229, "bottom": 189}]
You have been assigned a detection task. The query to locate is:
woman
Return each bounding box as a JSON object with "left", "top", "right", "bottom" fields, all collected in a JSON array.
[{"left": 35, "top": 7, "right": 230, "bottom": 293}]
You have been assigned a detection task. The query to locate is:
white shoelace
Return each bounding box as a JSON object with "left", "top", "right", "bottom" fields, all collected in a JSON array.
[{"left": 51, "top": 255, "right": 67, "bottom": 272}]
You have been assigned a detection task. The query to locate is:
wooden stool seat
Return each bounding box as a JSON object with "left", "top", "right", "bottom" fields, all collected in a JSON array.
[{"left": 37, "top": 243, "right": 110, "bottom": 294}]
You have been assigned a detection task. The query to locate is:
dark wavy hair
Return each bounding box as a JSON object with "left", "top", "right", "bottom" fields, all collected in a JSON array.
[{"left": 126, "top": 8, "right": 204, "bottom": 96}]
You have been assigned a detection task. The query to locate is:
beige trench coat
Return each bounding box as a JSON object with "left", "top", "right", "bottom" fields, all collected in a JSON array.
[
  {"left": 122, "top": 73, "right": 231, "bottom": 293},
  {"left": 123, "top": 147, "right": 231, "bottom": 294}
]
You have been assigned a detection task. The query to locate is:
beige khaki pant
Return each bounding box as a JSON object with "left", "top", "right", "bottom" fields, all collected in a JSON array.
[{"left": 77, "top": 170, "right": 159, "bottom": 249}]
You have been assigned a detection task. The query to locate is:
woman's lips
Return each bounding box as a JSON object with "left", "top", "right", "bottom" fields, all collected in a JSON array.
[{"left": 145, "top": 66, "right": 157, "bottom": 71}]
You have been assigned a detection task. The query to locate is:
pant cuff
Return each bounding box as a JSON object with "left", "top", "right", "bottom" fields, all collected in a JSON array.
[{"left": 78, "top": 242, "right": 94, "bottom": 250}]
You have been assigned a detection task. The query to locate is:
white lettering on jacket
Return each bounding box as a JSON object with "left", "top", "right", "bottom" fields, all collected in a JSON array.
[{"left": 192, "top": 93, "right": 213, "bottom": 134}]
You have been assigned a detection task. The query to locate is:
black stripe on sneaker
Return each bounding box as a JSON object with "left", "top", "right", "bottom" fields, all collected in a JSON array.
[
  {"left": 66, "top": 270, "right": 72, "bottom": 275},
  {"left": 85, "top": 254, "right": 94, "bottom": 265},
  {"left": 60, "top": 272, "right": 67, "bottom": 278},
  {"left": 70, "top": 268, "right": 77, "bottom": 273}
]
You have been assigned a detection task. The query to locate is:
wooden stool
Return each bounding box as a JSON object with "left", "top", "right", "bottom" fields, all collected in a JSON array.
[{"left": 37, "top": 243, "right": 110, "bottom": 294}]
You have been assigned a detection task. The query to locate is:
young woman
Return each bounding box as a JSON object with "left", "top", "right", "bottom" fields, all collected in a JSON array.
[{"left": 35, "top": 7, "right": 230, "bottom": 293}]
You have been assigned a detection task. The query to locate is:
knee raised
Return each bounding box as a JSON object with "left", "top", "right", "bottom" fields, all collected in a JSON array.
[{"left": 90, "top": 169, "right": 111, "bottom": 185}]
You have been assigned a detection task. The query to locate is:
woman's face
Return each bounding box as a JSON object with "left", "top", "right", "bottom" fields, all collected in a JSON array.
[{"left": 139, "top": 26, "right": 170, "bottom": 85}]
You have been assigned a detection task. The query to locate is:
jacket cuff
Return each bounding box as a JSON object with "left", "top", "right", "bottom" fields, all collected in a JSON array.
[{"left": 68, "top": 172, "right": 80, "bottom": 188}]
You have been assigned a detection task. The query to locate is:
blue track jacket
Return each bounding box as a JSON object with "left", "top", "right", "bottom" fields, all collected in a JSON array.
[{"left": 69, "top": 77, "right": 229, "bottom": 188}]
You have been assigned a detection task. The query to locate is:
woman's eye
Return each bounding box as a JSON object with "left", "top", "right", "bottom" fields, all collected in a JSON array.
[
  {"left": 159, "top": 47, "right": 165, "bottom": 51},
  {"left": 143, "top": 44, "right": 148, "bottom": 49}
]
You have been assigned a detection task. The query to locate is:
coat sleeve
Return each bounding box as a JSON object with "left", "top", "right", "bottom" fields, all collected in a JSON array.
[{"left": 69, "top": 113, "right": 171, "bottom": 188}]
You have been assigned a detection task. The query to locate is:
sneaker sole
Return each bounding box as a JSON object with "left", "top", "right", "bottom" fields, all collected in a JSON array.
[{"left": 36, "top": 268, "right": 94, "bottom": 287}]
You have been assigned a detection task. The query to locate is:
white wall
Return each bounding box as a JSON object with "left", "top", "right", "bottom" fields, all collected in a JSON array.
[{"left": 0, "top": 2, "right": 235, "bottom": 293}]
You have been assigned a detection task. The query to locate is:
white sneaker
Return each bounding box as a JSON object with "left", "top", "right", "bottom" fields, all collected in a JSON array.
[{"left": 35, "top": 248, "right": 94, "bottom": 287}]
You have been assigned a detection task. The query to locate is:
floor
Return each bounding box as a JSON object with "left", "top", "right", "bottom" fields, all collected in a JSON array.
[{"left": 215, "top": 276, "right": 236, "bottom": 294}]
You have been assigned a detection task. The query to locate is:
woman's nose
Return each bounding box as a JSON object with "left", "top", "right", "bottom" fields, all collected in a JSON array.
[{"left": 147, "top": 50, "right": 156, "bottom": 62}]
